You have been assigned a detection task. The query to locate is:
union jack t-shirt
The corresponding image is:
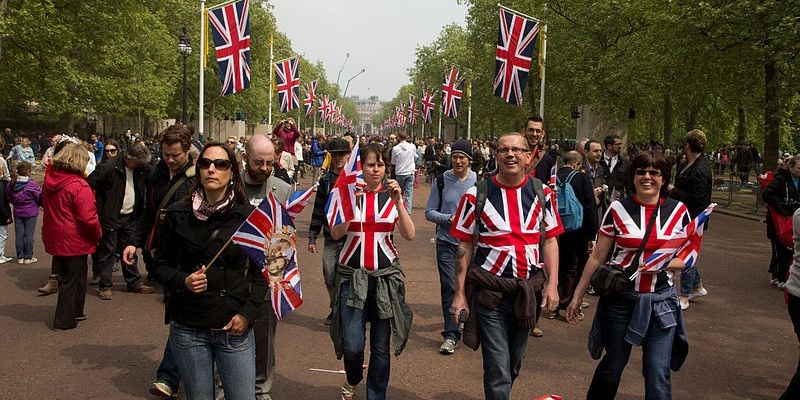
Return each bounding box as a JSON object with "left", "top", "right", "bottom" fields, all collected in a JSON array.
[
  {"left": 450, "top": 176, "right": 563, "bottom": 279},
  {"left": 600, "top": 196, "right": 691, "bottom": 293},
  {"left": 338, "top": 190, "right": 402, "bottom": 271}
]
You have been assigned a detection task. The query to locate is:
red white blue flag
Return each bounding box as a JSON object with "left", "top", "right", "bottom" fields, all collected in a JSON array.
[
  {"left": 442, "top": 65, "right": 464, "bottom": 119},
  {"left": 494, "top": 7, "right": 540, "bottom": 106},
  {"left": 420, "top": 88, "right": 435, "bottom": 124},
  {"left": 284, "top": 184, "right": 318, "bottom": 220},
  {"left": 231, "top": 193, "right": 304, "bottom": 320},
  {"left": 407, "top": 94, "right": 417, "bottom": 126},
  {"left": 318, "top": 95, "right": 330, "bottom": 121},
  {"left": 274, "top": 56, "right": 300, "bottom": 113},
  {"left": 638, "top": 203, "right": 716, "bottom": 274},
  {"left": 208, "top": 0, "right": 251, "bottom": 96},
  {"left": 303, "top": 80, "right": 317, "bottom": 118},
  {"left": 324, "top": 140, "right": 365, "bottom": 227},
  {"left": 548, "top": 164, "right": 557, "bottom": 189}
]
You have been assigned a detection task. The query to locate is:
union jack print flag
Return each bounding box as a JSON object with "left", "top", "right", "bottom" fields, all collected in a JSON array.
[
  {"left": 442, "top": 65, "right": 464, "bottom": 119},
  {"left": 638, "top": 203, "right": 716, "bottom": 275},
  {"left": 303, "top": 80, "right": 317, "bottom": 118},
  {"left": 231, "top": 193, "right": 304, "bottom": 320},
  {"left": 548, "top": 164, "right": 557, "bottom": 189},
  {"left": 420, "top": 88, "right": 435, "bottom": 124},
  {"left": 324, "top": 140, "right": 365, "bottom": 227},
  {"left": 407, "top": 94, "right": 417, "bottom": 126},
  {"left": 208, "top": 0, "right": 251, "bottom": 96},
  {"left": 284, "top": 184, "right": 318, "bottom": 220},
  {"left": 274, "top": 56, "right": 300, "bottom": 113},
  {"left": 327, "top": 99, "right": 338, "bottom": 124},
  {"left": 318, "top": 95, "right": 330, "bottom": 121},
  {"left": 494, "top": 7, "right": 540, "bottom": 106}
]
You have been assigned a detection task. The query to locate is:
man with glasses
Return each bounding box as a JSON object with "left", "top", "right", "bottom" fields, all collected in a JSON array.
[
  {"left": 600, "top": 134, "right": 629, "bottom": 211},
  {"left": 523, "top": 115, "right": 557, "bottom": 183}
]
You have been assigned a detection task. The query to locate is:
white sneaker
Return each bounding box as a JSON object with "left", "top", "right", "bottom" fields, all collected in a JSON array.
[
  {"left": 679, "top": 296, "right": 690, "bottom": 310},
  {"left": 439, "top": 338, "right": 457, "bottom": 355},
  {"left": 689, "top": 287, "right": 708, "bottom": 300},
  {"left": 0, "top": 256, "right": 11, "bottom": 264},
  {"left": 17, "top": 259, "right": 24, "bottom": 264}
]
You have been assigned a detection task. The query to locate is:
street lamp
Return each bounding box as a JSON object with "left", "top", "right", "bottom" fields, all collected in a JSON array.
[
  {"left": 335, "top": 52, "right": 350, "bottom": 88},
  {"left": 343, "top": 68, "right": 365, "bottom": 98},
  {"left": 178, "top": 27, "right": 192, "bottom": 124}
]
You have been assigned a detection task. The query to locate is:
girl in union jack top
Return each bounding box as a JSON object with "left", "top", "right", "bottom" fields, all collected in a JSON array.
[
  {"left": 566, "top": 151, "right": 692, "bottom": 400},
  {"left": 329, "top": 143, "right": 415, "bottom": 400}
]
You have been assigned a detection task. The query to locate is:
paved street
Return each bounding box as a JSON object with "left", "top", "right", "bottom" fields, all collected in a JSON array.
[{"left": 0, "top": 177, "right": 794, "bottom": 400}]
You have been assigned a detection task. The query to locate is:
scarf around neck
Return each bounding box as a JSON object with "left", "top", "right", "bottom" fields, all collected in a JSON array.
[{"left": 191, "top": 188, "right": 235, "bottom": 221}]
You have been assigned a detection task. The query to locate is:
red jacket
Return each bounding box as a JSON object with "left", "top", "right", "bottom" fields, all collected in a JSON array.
[{"left": 42, "top": 167, "right": 102, "bottom": 256}]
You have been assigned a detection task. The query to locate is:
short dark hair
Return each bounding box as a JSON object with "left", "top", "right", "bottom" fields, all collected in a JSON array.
[
  {"left": 603, "top": 134, "right": 621, "bottom": 149},
  {"left": 585, "top": 139, "right": 601, "bottom": 152},
  {"left": 685, "top": 129, "right": 707, "bottom": 153},
  {"left": 360, "top": 143, "right": 386, "bottom": 164},
  {"left": 527, "top": 115, "right": 544, "bottom": 124},
  {"left": 124, "top": 144, "right": 152, "bottom": 164},
  {"left": 628, "top": 151, "right": 671, "bottom": 198},
  {"left": 160, "top": 124, "right": 192, "bottom": 151}
]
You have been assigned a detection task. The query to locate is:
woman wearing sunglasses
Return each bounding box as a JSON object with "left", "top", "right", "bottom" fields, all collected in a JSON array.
[
  {"left": 153, "top": 142, "right": 266, "bottom": 400},
  {"left": 566, "top": 152, "right": 692, "bottom": 400}
]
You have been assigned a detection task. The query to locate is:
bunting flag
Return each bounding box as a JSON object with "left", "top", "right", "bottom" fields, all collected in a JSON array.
[
  {"left": 208, "top": 0, "right": 251, "bottom": 96},
  {"left": 328, "top": 99, "right": 338, "bottom": 124},
  {"left": 303, "top": 80, "right": 318, "bottom": 118},
  {"left": 274, "top": 56, "right": 300, "bottom": 113},
  {"left": 638, "top": 203, "right": 716, "bottom": 275},
  {"left": 231, "top": 193, "right": 304, "bottom": 320},
  {"left": 324, "top": 140, "right": 365, "bottom": 227},
  {"left": 442, "top": 65, "right": 464, "bottom": 119},
  {"left": 494, "top": 6, "right": 540, "bottom": 106},
  {"left": 407, "top": 94, "right": 417, "bottom": 126},
  {"left": 318, "top": 95, "right": 330, "bottom": 121},
  {"left": 421, "top": 88, "right": 435, "bottom": 124}
]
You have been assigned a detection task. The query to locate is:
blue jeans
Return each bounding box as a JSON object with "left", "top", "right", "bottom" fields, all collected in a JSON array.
[
  {"left": 156, "top": 336, "right": 181, "bottom": 392},
  {"left": 339, "top": 281, "right": 392, "bottom": 400},
  {"left": 0, "top": 225, "right": 8, "bottom": 257},
  {"left": 436, "top": 240, "right": 461, "bottom": 341},
  {"left": 680, "top": 267, "right": 702, "bottom": 296},
  {"left": 170, "top": 322, "right": 255, "bottom": 400},
  {"left": 14, "top": 216, "right": 36, "bottom": 259},
  {"left": 477, "top": 292, "right": 531, "bottom": 400},
  {"left": 587, "top": 295, "right": 677, "bottom": 400},
  {"left": 395, "top": 174, "right": 414, "bottom": 213}
]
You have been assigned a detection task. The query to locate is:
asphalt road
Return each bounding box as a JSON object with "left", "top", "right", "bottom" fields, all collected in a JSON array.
[{"left": 0, "top": 177, "right": 794, "bottom": 400}]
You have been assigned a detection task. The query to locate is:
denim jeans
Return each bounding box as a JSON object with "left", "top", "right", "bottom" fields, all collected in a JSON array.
[
  {"left": 0, "top": 224, "right": 8, "bottom": 257},
  {"left": 680, "top": 266, "right": 702, "bottom": 296},
  {"left": 395, "top": 174, "right": 414, "bottom": 213},
  {"left": 170, "top": 322, "right": 256, "bottom": 400},
  {"left": 14, "top": 216, "right": 36, "bottom": 259},
  {"left": 156, "top": 336, "right": 181, "bottom": 392},
  {"left": 340, "top": 281, "right": 392, "bottom": 400},
  {"left": 436, "top": 240, "right": 461, "bottom": 341},
  {"left": 476, "top": 292, "right": 531, "bottom": 400},
  {"left": 587, "top": 295, "right": 677, "bottom": 400}
]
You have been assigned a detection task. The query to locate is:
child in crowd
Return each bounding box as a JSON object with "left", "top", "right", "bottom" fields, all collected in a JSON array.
[{"left": 8, "top": 161, "right": 41, "bottom": 264}]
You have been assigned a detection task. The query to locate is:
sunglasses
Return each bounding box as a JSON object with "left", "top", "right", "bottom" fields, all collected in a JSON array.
[
  {"left": 226, "top": 140, "right": 236, "bottom": 144},
  {"left": 105, "top": 148, "right": 117, "bottom": 154},
  {"left": 635, "top": 169, "right": 662, "bottom": 177},
  {"left": 198, "top": 157, "right": 232, "bottom": 171}
]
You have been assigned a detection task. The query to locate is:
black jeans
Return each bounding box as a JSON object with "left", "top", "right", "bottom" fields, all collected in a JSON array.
[
  {"left": 97, "top": 215, "right": 144, "bottom": 290},
  {"left": 558, "top": 234, "right": 589, "bottom": 310},
  {"left": 782, "top": 294, "right": 800, "bottom": 399},
  {"left": 53, "top": 255, "right": 88, "bottom": 329}
]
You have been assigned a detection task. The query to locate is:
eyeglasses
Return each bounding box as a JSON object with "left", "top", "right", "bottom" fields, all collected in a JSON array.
[
  {"left": 496, "top": 147, "right": 529, "bottom": 155},
  {"left": 198, "top": 157, "right": 233, "bottom": 171},
  {"left": 105, "top": 148, "right": 117, "bottom": 154},
  {"left": 635, "top": 169, "right": 662, "bottom": 177},
  {"left": 226, "top": 141, "right": 236, "bottom": 144}
]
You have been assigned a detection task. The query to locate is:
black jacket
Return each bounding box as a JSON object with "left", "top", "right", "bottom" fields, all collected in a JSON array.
[
  {"left": 599, "top": 154, "right": 629, "bottom": 197},
  {"left": 556, "top": 167, "right": 599, "bottom": 242},
  {"left": 154, "top": 199, "right": 266, "bottom": 328},
  {"left": 532, "top": 147, "right": 558, "bottom": 183},
  {"left": 763, "top": 168, "right": 800, "bottom": 216},
  {"left": 0, "top": 182, "right": 12, "bottom": 225},
  {"left": 670, "top": 155, "right": 712, "bottom": 218},
  {"left": 308, "top": 169, "right": 340, "bottom": 242},
  {"left": 133, "top": 158, "right": 196, "bottom": 249},
  {"left": 88, "top": 156, "right": 150, "bottom": 228}
]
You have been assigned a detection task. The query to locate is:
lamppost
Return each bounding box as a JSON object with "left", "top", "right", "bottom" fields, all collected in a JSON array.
[
  {"left": 335, "top": 52, "right": 350, "bottom": 88},
  {"left": 178, "top": 27, "right": 192, "bottom": 124},
  {"left": 342, "top": 68, "right": 365, "bottom": 98}
]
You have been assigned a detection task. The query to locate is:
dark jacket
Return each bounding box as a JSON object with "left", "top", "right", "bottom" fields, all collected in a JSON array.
[
  {"left": 42, "top": 168, "right": 102, "bottom": 256},
  {"left": 134, "top": 158, "right": 196, "bottom": 249},
  {"left": 763, "top": 168, "right": 800, "bottom": 216},
  {"left": 153, "top": 199, "right": 266, "bottom": 328},
  {"left": 557, "top": 167, "right": 599, "bottom": 241},
  {"left": 532, "top": 147, "right": 558, "bottom": 183},
  {"left": 88, "top": 155, "right": 150, "bottom": 228},
  {"left": 308, "top": 169, "right": 340, "bottom": 242},
  {"left": 0, "top": 182, "right": 11, "bottom": 225},
  {"left": 600, "top": 154, "right": 629, "bottom": 197},
  {"left": 670, "top": 154, "right": 712, "bottom": 218}
]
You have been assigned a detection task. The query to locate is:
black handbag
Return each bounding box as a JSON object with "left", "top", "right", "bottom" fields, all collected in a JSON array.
[{"left": 590, "top": 202, "right": 659, "bottom": 297}]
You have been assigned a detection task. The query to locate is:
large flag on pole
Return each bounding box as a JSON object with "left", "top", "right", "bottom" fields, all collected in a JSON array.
[
  {"left": 303, "top": 80, "right": 318, "bottom": 118},
  {"left": 208, "top": 0, "right": 251, "bottom": 96},
  {"left": 318, "top": 95, "right": 330, "bottom": 121},
  {"left": 407, "top": 94, "right": 417, "bottom": 126},
  {"left": 494, "top": 6, "right": 541, "bottom": 106},
  {"left": 442, "top": 65, "right": 464, "bottom": 119},
  {"left": 421, "top": 88, "right": 435, "bottom": 124},
  {"left": 324, "top": 140, "right": 365, "bottom": 227},
  {"left": 231, "top": 193, "right": 304, "bottom": 320},
  {"left": 274, "top": 56, "right": 300, "bottom": 113}
]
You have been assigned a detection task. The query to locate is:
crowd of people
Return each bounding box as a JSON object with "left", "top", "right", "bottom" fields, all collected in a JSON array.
[{"left": 6, "top": 116, "right": 800, "bottom": 400}]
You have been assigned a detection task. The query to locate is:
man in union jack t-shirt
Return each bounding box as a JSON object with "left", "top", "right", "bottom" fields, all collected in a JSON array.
[{"left": 450, "top": 133, "right": 563, "bottom": 400}]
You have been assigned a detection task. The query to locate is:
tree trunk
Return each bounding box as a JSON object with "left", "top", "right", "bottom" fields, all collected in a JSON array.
[
  {"left": 663, "top": 93, "right": 673, "bottom": 148},
  {"left": 764, "top": 60, "right": 780, "bottom": 171},
  {"left": 0, "top": 0, "right": 7, "bottom": 63},
  {"left": 685, "top": 107, "right": 699, "bottom": 132},
  {"left": 737, "top": 105, "right": 747, "bottom": 146},
  {"left": 56, "top": 113, "right": 75, "bottom": 134}
]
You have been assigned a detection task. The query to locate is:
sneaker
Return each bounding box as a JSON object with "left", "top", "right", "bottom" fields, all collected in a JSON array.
[
  {"left": 438, "top": 338, "right": 457, "bottom": 355},
  {"left": 0, "top": 256, "right": 11, "bottom": 264},
  {"left": 340, "top": 382, "right": 356, "bottom": 400},
  {"left": 98, "top": 288, "right": 113, "bottom": 300},
  {"left": 679, "top": 296, "right": 690, "bottom": 310},
  {"left": 128, "top": 284, "right": 155, "bottom": 294},
  {"left": 23, "top": 257, "right": 38, "bottom": 264},
  {"left": 530, "top": 326, "right": 543, "bottom": 337},
  {"left": 689, "top": 287, "right": 708, "bottom": 300},
  {"left": 17, "top": 259, "right": 24, "bottom": 264},
  {"left": 580, "top": 301, "right": 590, "bottom": 309},
  {"left": 587, "top": 286, "right": 597, "bottom": 296},
  {"left": 149, "top": 381, "right": 177, "bottom": 398}
]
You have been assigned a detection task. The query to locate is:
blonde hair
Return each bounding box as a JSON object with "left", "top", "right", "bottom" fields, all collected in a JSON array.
[{"left": 52, "top": 142, "right": 89, "bottom": 174}]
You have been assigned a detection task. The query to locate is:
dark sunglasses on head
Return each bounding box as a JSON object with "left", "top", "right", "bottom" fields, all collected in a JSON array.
[
  {"left": 635, "top": 168, "right": 662, "bottom": 177},
  {"left": 198, "top": 157, "right": 232, "bottom": 171}
]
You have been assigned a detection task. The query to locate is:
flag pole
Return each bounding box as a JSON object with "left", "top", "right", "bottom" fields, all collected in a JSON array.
[
  {"left": 467, "top": 80, "right": 472, "bottom": 140},
  {"left": 497, "top": 3, "right": 540, "bottom": 22},
  {"left": 437, "top": 105, "right": 442, "bottom": 140},
  {"left": 539, "top": 23, "right": 547, "bottom": 117},
  {"left": 198, "top": 0, "right": 206, "bottom": 141},
  {"left": 268, "top": 34, "right": 274, "bottom": 126}
]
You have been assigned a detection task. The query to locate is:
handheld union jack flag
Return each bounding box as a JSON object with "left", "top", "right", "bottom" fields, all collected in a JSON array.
[
  {"left": 274, "top": 56, "right": 300, "bottom": 113},
  {"left": 208, "top": 0, "right": 251, "bottom": 96},
  {"left": 548, "top": 164, "right": 557, "bottom": 189},
  {"left": 494, "top": 7, "right": 540, "bottom": 106},
  {"left": 420, "top": 88, "right": 435, "bottom": 124},
  {"left": 284, "top": 184, "right": 318, "bottom": 220},
  {"left": 303, "top": 80, "right": 318, "bottom": 118},
  {"left": 231, "top": 193, "right": 304, "bottom": 320},
  {"left": 324, "top": 140, "right": 365, "bottom": 227},
  {"left": 442, "top": 65, "right": 464, "bottom": 119},
  {"left": 407, "top": 94, "right": 417, "bottom": 126}
]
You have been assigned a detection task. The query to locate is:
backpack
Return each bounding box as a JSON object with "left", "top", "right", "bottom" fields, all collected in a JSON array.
[{"left": 556, "top": 171, "right": 584, "bottom": 233}]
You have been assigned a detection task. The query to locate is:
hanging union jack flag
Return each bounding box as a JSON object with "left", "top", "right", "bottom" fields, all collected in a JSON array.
[
  {"left": 274, "top": 56, "right": 301, "bottom": 113},
  {"left": 318, "top": 95, "right": 330, "bottom": 121},
  {"left": 407, "top": 94, "right": 417, "bottom": 126},
  {"left": 420, "top": 89, "right": 435, "bottom": 124},
  {"left": 325, "top": 140, "right": 365, "bottom": 227},
  {"left": 494, "top": 7, "right": 540, "bottom": 106},
  {"left": 208, "top": 0, "right": 251, "bottom": 96},
  {"left": 232, "top": 193, "right": 306, "bottom": 320},
  {"left": 442, "top": 65, "right": 464, "bottom": 119},
  {"left": 303, "top": 80, "right": 318, "bottom": 118}
]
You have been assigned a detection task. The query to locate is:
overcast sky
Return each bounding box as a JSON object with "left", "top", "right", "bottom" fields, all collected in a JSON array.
[{"left": 269, "top": 0, "right": 468, "bottom": 101}]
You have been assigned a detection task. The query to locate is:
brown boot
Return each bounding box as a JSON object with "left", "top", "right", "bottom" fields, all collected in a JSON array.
[{"left": 38, "top": 274, "right": 59, "bottom": 295}]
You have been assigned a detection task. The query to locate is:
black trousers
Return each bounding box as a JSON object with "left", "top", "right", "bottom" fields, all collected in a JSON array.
[
  {"left": 558, "top": 234, "right": 589, "bottom": 310},
  {"left": 53, "top": 255, "right": 88, "bottom": 329},
  {"left": 97, "top": 215, "right": 144, "bottom": 290},
  {"left": 782, "top": 294, "right": 800, "bottom": 399}
]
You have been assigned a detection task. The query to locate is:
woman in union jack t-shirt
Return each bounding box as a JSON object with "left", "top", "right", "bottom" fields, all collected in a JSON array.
[
  {"left": 566, "top": 151, "right": 692, "bottom": 400},
  {"left": 329, "top": 143, "right": 415, "bottom": 400}
]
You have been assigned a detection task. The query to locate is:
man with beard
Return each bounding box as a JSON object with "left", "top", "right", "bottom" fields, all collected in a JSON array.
[
  {"left": 523, "top": 115, "right": 557, "bottom": 183},
  {"left": 240, "top": 134, "right": 290, "bottom": 400}
]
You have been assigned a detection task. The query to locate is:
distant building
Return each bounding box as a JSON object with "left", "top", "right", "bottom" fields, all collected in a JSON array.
[{"left": 350, "top": 95, "right": 384, "bottom": 135}]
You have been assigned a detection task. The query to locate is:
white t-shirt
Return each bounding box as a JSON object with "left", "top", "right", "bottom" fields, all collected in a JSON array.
[
  {"left": 294, "top": 142, "right": 304, "bottom": 162},
  {"left": 391, "top": 140, "right": 417, "bottom": 176},
  {"left": 121, "top": 167, "right": 135, "bottom": 214}
]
